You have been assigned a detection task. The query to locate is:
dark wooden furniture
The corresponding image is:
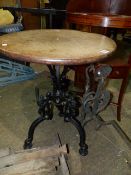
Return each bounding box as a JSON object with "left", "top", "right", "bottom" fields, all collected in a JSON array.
[
  {"left": 66, "top": 13, "right": 131, "bottom": 29},
  {"left": 0, "top": 29, "right": 116, "bottom": 155},
  {"left": 45, "top": 0, "right": 69, "bottom": 28},
  {"left": 21, "top": 0, "right": 41, "bottom": 29},
  {"left": 66, "top": 0, "right": 131, "bottom": 37},
  {"left": 66, "top": 13, "right": 131, "bottom": 121},
  {"left": 66, "top": 0, "right": 131, "bottom": 15}
]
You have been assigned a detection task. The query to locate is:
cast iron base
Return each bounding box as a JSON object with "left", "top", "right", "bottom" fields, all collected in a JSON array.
[{"left": 24, "top": 65, "right": 88, "bottom": 156}]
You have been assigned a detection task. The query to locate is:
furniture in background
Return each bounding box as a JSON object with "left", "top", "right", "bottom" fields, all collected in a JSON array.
[
  {"left": 44, "top": 0, "right": 69, "bottom": 28},
  {"left": 66, "top": 0, "right": 131, "bottom": 37},
  {"left": 20, "top": 0, "right": 41, "bottom": 29},
  {"left": 0, "top": 0, "right": 23, "bottom": 33},
  {"left": 67, "top": 0, "right": 131, "bottom": 15},
  {"left": 40, "top": 0, "right": 49, "bottom": 29},
  {"left": 18, "top": 0, "right": 67, "bottom": 29},
  {"left": 0, "top": 0, "right": 36, "bottom": 86},
  {"left": 66, "top": 13, "right": 131, "bottom": 121},
  {"left": 0, "top": 29, "right": 116, "bottom": 155}
]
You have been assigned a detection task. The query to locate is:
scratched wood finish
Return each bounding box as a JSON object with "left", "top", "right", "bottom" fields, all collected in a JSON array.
[{"left": 0, "top": 29, "right": 116, "bottom": 65}]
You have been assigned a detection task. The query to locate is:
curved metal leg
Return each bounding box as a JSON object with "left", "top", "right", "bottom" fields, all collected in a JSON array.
[
  {"left": 24, "top": 116, "right": 45, "bottom": 149},
  {"left": 69, "top": 117, "right": 88, "bottom": 156},
  {"left": 23, "top": 85, "right": 54, "bottom": 149}
]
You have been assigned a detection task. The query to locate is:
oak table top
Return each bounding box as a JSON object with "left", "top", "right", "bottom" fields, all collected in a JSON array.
[{"left": 0, "top": 29, "right": 116, "bottom": 65}]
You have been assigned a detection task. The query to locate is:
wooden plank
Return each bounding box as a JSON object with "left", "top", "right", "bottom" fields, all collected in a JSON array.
[
  {"left": 0, "top": 148, "right": 11, "bottom": 158},
  {"left": 0, "top": 145, "right": 67, "bottom": 169},
  {"left": 18, "top": 167, "right": 56, "bottom": 175},
  {"left": 21, "top": 168, "right": 56, "bottom": 175},
  {"left": 59, "top": 154, "right": 70, "bottom": 175},
  {"left": 0, "top": 157, "right": 59, "bottom": 175}
]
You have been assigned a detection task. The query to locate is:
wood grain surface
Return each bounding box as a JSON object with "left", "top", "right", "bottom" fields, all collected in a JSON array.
[{"left": 0, "top": 29, "right": 116, "bottom": 65}]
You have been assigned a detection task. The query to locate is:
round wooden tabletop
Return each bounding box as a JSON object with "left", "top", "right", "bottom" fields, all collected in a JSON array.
[{"left": 0, "top": 29, "right": 116, "bottom": 65}]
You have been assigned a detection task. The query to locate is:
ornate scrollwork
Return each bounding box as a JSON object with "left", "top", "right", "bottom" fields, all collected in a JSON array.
[{"left": 82, "top": 64, "right": 112, "bottom": 126}]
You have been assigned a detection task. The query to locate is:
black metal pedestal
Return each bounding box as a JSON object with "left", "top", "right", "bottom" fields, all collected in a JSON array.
[
  {"left": 24, "top": 63, "right": 112, "bottom": 156},
  {"left": 24, "top": 65, "right": 88, "bottom": 156}
]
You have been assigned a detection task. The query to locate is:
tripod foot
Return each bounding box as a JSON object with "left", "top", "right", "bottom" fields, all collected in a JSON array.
[
  {"left": 23, "top": 138, "right": 33, "bottom": 149},
  {"left": 79, "top": 144, "right": 88, "bottom": 156}
]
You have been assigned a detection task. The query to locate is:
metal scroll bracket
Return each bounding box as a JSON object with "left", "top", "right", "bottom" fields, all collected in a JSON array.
[
  {"left": 81, "top": 64, "right": 112, "bottom": 128},
  {"left": 82, "top": 64, "right": 131, "bottom": 149},
  {"left": 0, "top": 57, "right": 36, "bottom": 86}
]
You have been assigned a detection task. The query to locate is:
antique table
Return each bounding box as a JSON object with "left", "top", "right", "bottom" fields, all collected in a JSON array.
[{"left": 0, "top": 29, "right": 116, "bottom": 155}]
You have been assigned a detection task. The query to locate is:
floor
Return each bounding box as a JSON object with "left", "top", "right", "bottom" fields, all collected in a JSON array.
[{"left": 0, "top": 40, "right": 131, "bottom": 175}]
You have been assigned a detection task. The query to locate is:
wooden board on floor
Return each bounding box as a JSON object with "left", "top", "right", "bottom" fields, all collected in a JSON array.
[{"left": 0, "top": 144, "right": 70, "bottom": 175}]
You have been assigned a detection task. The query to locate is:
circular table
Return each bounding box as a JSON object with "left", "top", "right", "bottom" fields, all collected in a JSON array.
[
  {"left": 0, "top": 29, "right": 116, "bottom": 65},
  {"left": 0, "top": 29, "right": 116, "bottom": 156}
]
